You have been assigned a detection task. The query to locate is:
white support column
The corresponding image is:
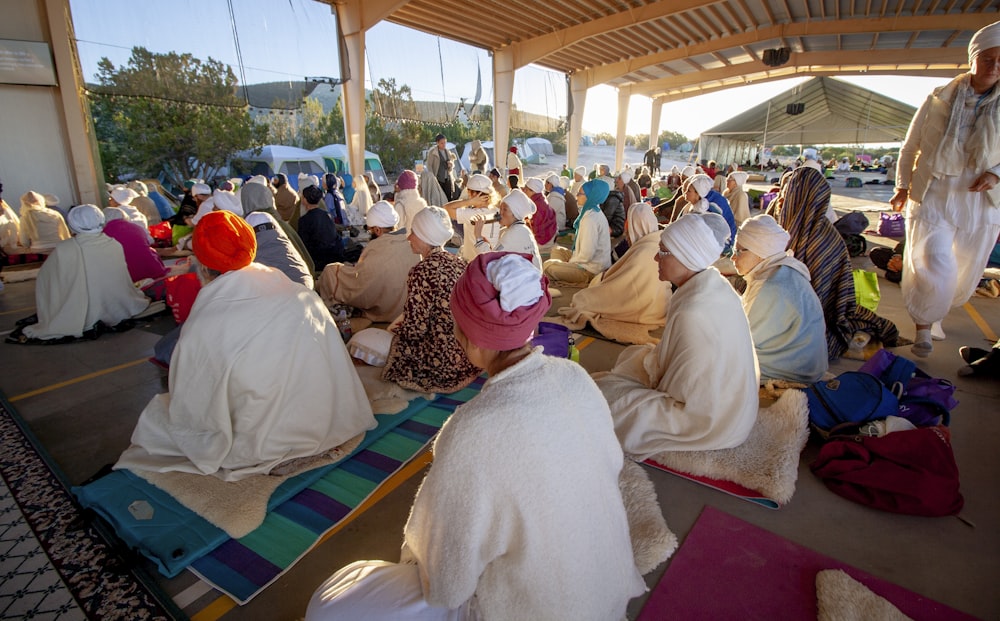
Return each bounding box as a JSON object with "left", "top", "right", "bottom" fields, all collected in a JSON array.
[
  {"left": 334, "top": 1, "right": 366, "bottom": 178},
  {"left": 45, "top": 0, "right": 102, "bottom": 204},
  {"left": 567, "top": 72, "right": 588, "bottom": 171},
  {"left": 614, "top": 85, "right": 632, "bottom": 173},
  {"left": 648, "top": 96, "right": 664, "bottom": 151},
  {"left": 492, "top": 47, "right": 515, "bottom": 175}
]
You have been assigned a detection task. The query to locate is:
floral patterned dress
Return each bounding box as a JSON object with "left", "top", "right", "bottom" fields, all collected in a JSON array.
[{"left": 381, "top": 249, "right": 481, "bottom": 393}]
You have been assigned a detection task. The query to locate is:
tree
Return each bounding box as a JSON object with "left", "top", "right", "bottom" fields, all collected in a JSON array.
[
  {"left": 365, "top": 78, "right": 435, "bottom": 174},
  {"left": 657, "top": 130, "right": 689, "bottom": 149},
  {"left": 91, "top": 47, "right": 267, "bottom": 188}
]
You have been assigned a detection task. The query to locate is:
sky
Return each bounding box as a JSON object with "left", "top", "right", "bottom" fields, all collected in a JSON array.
[{"left": 69, "top": 0, "right": 952, "bottom": 141}]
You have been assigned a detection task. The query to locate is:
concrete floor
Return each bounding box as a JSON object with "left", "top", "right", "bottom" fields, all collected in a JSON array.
[{"left": 0, "top": 183, "right": 997, "bottom": 620}]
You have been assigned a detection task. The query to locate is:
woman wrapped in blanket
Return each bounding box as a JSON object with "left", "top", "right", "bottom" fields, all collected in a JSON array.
[{"left": 307, "top": 252, "right": 645, "bottom": 621}]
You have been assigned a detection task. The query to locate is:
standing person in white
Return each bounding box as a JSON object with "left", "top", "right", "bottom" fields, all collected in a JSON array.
[{"left": 890, "top": 21, "right": 1000, "bottom": 357}]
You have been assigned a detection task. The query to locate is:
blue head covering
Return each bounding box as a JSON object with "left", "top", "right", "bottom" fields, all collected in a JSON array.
[
  {"left": 572, "top": 179, "right": 610, "bottom": 249},
  {"left": 340, "top": 173, "right": 355, "bottom": 204}
]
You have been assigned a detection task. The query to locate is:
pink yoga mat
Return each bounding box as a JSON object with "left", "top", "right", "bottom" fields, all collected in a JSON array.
[{"left": 638, "top": 506, "right": 977, "bottom": 621}]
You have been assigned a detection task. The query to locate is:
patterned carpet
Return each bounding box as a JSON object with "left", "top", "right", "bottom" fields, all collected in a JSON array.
[{"left": 0, "top": 392, "right": 182, "bottom": 620}]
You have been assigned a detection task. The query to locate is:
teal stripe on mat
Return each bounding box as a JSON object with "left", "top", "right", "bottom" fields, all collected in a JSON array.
[{"left": 189, "top": 375, "right": 486, "bottom": 604}]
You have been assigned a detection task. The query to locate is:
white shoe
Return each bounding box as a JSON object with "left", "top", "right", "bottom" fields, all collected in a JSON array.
[{"left": 931, "top": 321, "right": 945, "bottom": 341}]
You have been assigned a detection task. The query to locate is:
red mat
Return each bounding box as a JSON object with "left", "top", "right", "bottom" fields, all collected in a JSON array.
[
  {"left": 638, "top": 506, "right": 976, "bottom": 621},
  {"left": 643, "top": 459, "right": 778, "bottom": 509}
]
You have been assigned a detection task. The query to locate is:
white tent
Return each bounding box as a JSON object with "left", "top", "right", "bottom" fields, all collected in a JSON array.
[{"left": 525, "top": 137, "right": 553, "bottom": 156}]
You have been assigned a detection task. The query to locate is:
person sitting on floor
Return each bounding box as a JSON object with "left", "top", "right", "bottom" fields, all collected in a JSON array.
[
  {"left": 685, "top": 174, "right": 737, "bottom": 254},
  {"left": 126, "top": 180, "right": 162, "bottom": 225},
  {"left": 543, "top": 179, "right": 612, "bottom": 286},
  {"left": 241, "top": 190, "right": 313, "bottom": 289},
  {"left": 18, "top": 191, "right": 69, "bottom": 252},
  {"left": 102, "top": 207, "right": 169, "bottom": 284},
  {"left": 318, "top": 200, "right": 420, "bottom": 322},
  {"left": 306, "top": 252, "right": 645, "bottom": 621},
  {"left": 522, "top": 177, "right": 558, "bottom": 249},
  {"left": 10, "top": 205, "right": 150, "bottom": 343},
  {"left": 593, "top": 212, "right": 759, "bottom": 458},
  {"left": 271, "top": 173, "right": 300, "bottom": 227},
  {"left": 115, "top": 211, "right": 376, "bottom": 481},
  {"left": 771, "top": 166, "right": 900, "bottom": 358},
  {"left": 380, "top": 206, "right": 481, "bottom": 393},
  {"left": 109, "top": 186, "right": 152, "bottom": 239},
  {"left": 472, "top": 189, "right": 543, "bottom": 269},
  {"left": 393, "top": 170, "right": 429, "bottom": 234},
  {"left": 298, "top": 184, "right": 351, "bottom": 272},
  {"left": 558, "top": 230, "right": 671, "bottom": 345},
  {"left": 732, "top": 215, "right": 828, "bottom": 384},
  {"left": 241, "top": 175, "right": 315, "bottom": 276},
  {"left": 724, "top": 171, "right": 751, "bottom": 225},
  {"left": 0, "top": 179, "right": 21, "bottom": 254},
  {"left": 443, "top": 173, "right": 501, "bottom": 261},
  {"left": 544, "top": 173, "right": 567, "bottom": 231}
]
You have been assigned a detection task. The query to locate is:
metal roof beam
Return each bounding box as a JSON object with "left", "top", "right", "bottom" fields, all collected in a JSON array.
[{"left": 576, "top": 13, "right": 983, "bottom": 86}]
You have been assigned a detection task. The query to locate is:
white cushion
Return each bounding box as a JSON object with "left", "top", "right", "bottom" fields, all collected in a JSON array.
[{"left": 347, "top": 328, "right": 394, "bottom": 367}]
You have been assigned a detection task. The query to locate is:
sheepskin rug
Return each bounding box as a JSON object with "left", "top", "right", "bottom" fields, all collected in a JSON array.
[
  {"left": 816, "top": 570, "right": 913, "bottom": 621},
  {"left": 644, "top": 389, "right": 810, "bottom": 505},
  {"left": 619, "top": 460, "right": 678, "bottom": 574}
]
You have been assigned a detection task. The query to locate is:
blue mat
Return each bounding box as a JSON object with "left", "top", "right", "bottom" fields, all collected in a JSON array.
[{"left": 74, "top": 395, "right": 439, "bottom": 577}]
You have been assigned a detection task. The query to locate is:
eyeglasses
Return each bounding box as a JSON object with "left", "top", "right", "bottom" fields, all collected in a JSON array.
[{"left": 656, "top": 248, "right": 673, "bottom": 259}]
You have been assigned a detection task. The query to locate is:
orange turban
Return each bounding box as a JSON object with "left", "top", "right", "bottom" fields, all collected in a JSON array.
[{"left": 193, "top": 210, "right": 256, "bottom": 272}]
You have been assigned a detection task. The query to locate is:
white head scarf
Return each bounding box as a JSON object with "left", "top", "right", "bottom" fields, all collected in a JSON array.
[
  {"left": 618, "top": 168, "right": 634, "bottom": 184},
  {"left": 545, "top": 173, "right": 561, "bottom": 189},
  {"left": 803, "top": 148, "right": 819, "bottom": 161},
  {"left": 689, "top": 174, "right": 713, "bottom": 198},
  {"left": 212, "top": 189, "right": 243, "bottom": 216},
  {"left": 103, "top": 207, "right": 127, "bottom": 222},
  {"left": 503, "top": 189, "right": 536, "bottom": 220},
  {"left": 524, "top": 177, "right": 544, "bottom": 193},
  {"left": 466, "top": 174, "right": 492, "bottom": 193},
  {"left": 192, "top": 183, "right": 211, "bottom": 197},
  {"left": 411, "top": 205, "right": 453, "bottom": 247},
  {"left": 736, "top": 214, "right": 789, "bottom": 258},
  {"left": 681, "top": 165, "right": 696, "bottom": 178},
  {"left": 110, "top": 186, "right": 138, "bottom": 206},
  {"left": 486, "top": 254, "right": 544, "bottom": 312},
  {"left": 67, "top": 204, "right": 105, "bottom": 234},
  {"left": 366, "top": 200, "right": 399, "bottom": 228},
  {"left": 660, "top": 213, "right": 726, "bottom": 272},
  {"left": 248, "top": 175, "right": 269, "bottom": 186},
  {"left": 729, "top": 171, "right": 749, "bottom": 186},
  {"left": 573, "top": 166, "right": 586, "bottom": 178},
  {"left": 299, "top": 174, "right": 319, "bottom": 192},
  {"left": 969, "top": 21, "right": 1000, "bottom": 63},
  {"left": 127, "top": 180, "right": 148, "bottom": 196}
]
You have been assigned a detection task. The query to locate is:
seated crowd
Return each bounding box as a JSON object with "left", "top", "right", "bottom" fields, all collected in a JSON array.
[{"left": 1, "top": 143, "right": 955, "bottom": 618}]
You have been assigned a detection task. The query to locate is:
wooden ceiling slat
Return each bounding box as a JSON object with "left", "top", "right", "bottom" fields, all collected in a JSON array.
[
  {"left": 757, "top": 0, "right": 778, "bottom": 25},
  {"left": 695, "top": 6, "right": 725, "bottom": 39},
  {"left": 925, "top": 0, "right": 942, "bottom": 13},
  {"left": 673, "top": 11, "right": 713, "bottom": 43},
  {"left": 735, "top": 0, "right": 756, "bottom": 23},
  {"left": 720, "top": 1, "right": 745, "bottom": 28}
]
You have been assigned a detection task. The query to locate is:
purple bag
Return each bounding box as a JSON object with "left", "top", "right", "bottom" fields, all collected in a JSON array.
[
  {"left": 532, "top": 322, "right": 572, "bottom": 358},
  {"left": 860, "top": 349, "right": 957, "bottom": 427},
  {"left": 877, "top": 212, "right": 906, "bottom": 237}
]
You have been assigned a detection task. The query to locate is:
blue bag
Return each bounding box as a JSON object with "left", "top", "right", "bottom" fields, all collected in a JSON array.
[{"left": 806, "top": 371, "right": 899, "bottom": 436}]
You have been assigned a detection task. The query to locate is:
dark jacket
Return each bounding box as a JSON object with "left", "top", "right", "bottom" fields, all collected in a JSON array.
[{"left": 601, "top": 190, "right": 626, "bottom": 239}]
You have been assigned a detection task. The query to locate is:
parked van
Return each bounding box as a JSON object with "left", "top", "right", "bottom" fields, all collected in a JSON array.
[
  {"left": 313, "top": 144, "right": 391, "bottom": 194},
  {"left": 230, "top": 145, "right": 326, "bottom": 190}
]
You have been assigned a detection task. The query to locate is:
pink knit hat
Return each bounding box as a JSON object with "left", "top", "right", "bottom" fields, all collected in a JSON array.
[{"left": 397, "top": 170, "right": 418, "bottom": 190}]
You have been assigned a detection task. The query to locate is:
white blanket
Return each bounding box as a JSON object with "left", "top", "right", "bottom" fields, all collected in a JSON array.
[{"left": 116, "top": 264, "right": 376, "bottom": 481}]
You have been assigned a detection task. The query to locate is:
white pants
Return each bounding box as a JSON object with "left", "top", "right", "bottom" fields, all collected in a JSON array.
[
  {"left": 902, "top": 171, "right": 1000, "bottom": 325},
  {"left": 305, "top": 561, "right": 478, "bottom": 621}
]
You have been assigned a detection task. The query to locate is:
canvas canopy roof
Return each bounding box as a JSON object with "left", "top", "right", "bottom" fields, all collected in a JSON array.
[{"left": 698, "top": 77, "right": 918, "bottom": 164}]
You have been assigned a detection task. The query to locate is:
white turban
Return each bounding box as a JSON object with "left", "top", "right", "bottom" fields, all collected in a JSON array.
[
  {"left": 503, "top": 189, "right": 536, "bottom": 220},
  {"left": 103, "top": 206, "right": 127, "bottom": 222},
  {"left": 736, "top": 214, "right": 789, "bottom": 258},
  {"left": 411, "top": 205, "right": 453, "bottom": 247},
  {"left": 486, "top": 254, "right": 544, "bottom": 312},
  {"left": 689, "top": 174, "right": 713, "bottom": 198},
  {"left": 366, "top": 200, "right": 399, "bottom": 228},
  {"left": 618, "top": 168, "right": 633, "bottom": 184},
  {"left": 67, "top": 204, "right": 105, "bottom": 234},
  {"left": 110, "top": 186, "right": 138, "bottom": 206},
  {"left": 43, "top": 193, "right": 60, "bottom": 207},
  {"left": 248, "top": 175, "right": 269, "bottom": 186},
  {"left": 969, "top": 21, "right": 1000, "bottom": 63},
  {"left": 545, "top": 174, "right": 561, "bottom": 188},
  {"left": 670, "top": 165, "right": 679, "bottom": 174},
  {"left": 466, "top": 174, "right": 492, "bottom": 193},
  {"left": 524, "top": 177, "right": 544, "bottom": 193},
  {"left": 212, "top": 189, "right": 243, "bottom": 216},
  {"left": 681, "top": 165, "right": 696, "bottom": 177},
  {"left": 803, "top": 148, "right": 819, "bottom": 161},
  {"left": 574, "top": 166, "right": 586, "bottom": 177},
  {"left": 660, "top": 213, "right": 726, "bottom": 272},
  {"left": 192, "top": 183, "right": 211, "bottom": 196},
  {"left": 729, "top": 171, "right": 749, "bottom": 186},
  {"left": 127, "top": 180, "right": 148, "bottom": 196},
  {"left": 299, "top": 174, "right": 319, "bottom": 191}
]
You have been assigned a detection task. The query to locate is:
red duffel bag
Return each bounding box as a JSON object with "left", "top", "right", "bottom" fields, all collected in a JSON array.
[{"left": 810, "top": 426, "right": 964, "bottom": 517}]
